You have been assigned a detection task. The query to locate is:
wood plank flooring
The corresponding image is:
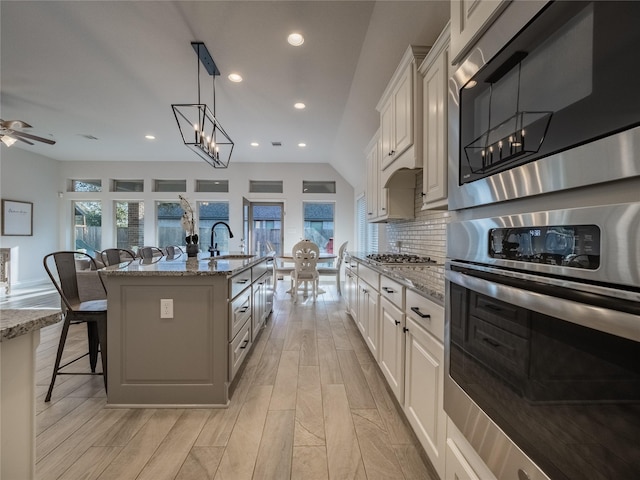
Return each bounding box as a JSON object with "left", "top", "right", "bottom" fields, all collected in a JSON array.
[{"left": 4, "top": 279, "right": 439, "bottom": 479}]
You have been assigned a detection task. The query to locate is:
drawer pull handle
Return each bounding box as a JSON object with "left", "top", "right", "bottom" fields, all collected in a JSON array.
[
  {"left": 483, "top": 337, "right": 501, "bottom": 348},
  {"left": 485, "top": 304, "right": 502, "bottom": 312},
  {"left": 240, "top": 340, "right": 249, "bottom": 349},
  {"left": 411, "top": 307, "right": 430, "bottom": 319},
  {"left": 236, "top": 279, "right": 249, "bottom": 284},
  {"left": 394, "top": 320, "right": 401, "bottom": 326},
  {"left": 382, "top": 287, "right": 395, "bottom": 293},
  {"left": 239, "top": 307, "right": 249, "bottom": 313}
]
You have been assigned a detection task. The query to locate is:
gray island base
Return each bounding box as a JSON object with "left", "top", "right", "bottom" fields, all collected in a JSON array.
[{"left": 100, "top": 253, "right": 273, "bottom": 407}]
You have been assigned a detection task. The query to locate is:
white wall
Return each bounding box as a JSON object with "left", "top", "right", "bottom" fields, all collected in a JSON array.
[
  {"left": 1, "top": 153, "right": 354, "bottom": 286},
  {"left": 0, "top": 148, "right": 61, "bottom": 287},
  {"left": 56, "top": 159, "right": 354, "bottom": 256}
]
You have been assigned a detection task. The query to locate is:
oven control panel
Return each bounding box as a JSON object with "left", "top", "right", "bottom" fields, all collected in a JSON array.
[{"left": 488, "top": 224, "right": 600, "bottom": 269}]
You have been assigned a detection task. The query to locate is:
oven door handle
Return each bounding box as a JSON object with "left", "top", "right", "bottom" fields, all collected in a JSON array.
[{"left": 446, "top": 269, "right": 640, "bottom": 343}]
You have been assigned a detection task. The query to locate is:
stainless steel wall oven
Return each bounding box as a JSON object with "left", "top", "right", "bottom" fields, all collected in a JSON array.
[{"left": 445, "top": 203, "right": 640, "bottom": 479}]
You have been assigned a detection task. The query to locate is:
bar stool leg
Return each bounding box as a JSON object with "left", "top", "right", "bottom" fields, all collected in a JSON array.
[{"left": 45, "top": 315, "right": 71, "bottom": 402}]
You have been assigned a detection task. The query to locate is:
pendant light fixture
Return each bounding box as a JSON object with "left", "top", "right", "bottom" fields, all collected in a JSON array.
[{"left": 172, "top": 42, "right": 234, "bottom": 168}]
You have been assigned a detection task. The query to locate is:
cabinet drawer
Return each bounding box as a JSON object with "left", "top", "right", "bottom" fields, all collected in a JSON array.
[
  {"left": 251, "top": 260, "right": 269, "bottom": 281},
  {"left": 230, "top": 269, "right": 252, "bottom": 299},
  {"left": 405, "top": 289, "right": 444, "bottom": 343},
  {"left": 229, "top": 289, "right": 251, "bottom": 341},
  {"left": 229, "top": 318, "right": 251, "bottom": 381},
  {"left": 358, "top": 264, "right": 379, "bottom": 291},
  {"left": 380, "top": 276, "right": 404, "bottom": 309}
]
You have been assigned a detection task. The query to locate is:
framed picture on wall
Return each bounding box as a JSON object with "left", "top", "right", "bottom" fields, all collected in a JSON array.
[{"left": 1, "top": 199, "right": 33, "bottom": 236}]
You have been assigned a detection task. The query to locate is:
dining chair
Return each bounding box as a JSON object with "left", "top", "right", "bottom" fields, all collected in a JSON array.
[
  {"left": 42, "top": 251, "right": 108, "bottom": 402},
  {"left": 138, "top": 246, "right": 164, "bottom": 259},
  {"left": 164, "top": 245, "right": 184, "bottom": 257},
  {"left": 290, "top": 239, "right": 320, "bottom": 302},
  {"left": 101, "top": 248, "right": 136, "bottom": 266},
  {"left": 317, "top": 241, "right": 348, "bottom": 295}
]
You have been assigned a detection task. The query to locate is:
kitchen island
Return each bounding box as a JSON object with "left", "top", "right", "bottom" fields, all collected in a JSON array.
[
  {"left": 1, "top": 308, "right": 61, "bottom": 479},
  {"left": 99, "top": 252, "right": 273, "bottom": 407}
]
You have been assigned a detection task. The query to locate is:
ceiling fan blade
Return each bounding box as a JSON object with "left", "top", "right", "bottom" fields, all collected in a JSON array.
[
  {"left": 0, "top": 119, "right": 32, "bottom": 129},
  {"left": 14, "top": 135, "right": 35, "bottom": 145},
  {"left": 10, "top": 130, "right": 56, "bottom": 145},
  {"left": 1, "top": 133, "right": 34, "bottom": 146}
]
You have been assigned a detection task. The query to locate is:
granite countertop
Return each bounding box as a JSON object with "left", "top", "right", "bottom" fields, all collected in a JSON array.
[
  {"left": 99, "top": 252, "right": 271, "bottom": 277},
  {"left": 0, "top": 309, "right": 62, "bottom": 342},
  {"left": 346, "top": 252, "right": 445, "bottom": 306}
]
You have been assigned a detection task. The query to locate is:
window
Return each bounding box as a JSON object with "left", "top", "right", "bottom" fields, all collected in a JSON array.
[
  {"left": 357, "top": 194, "right": 378, "bottom": 252},
  {"left": 303, "top": 202, "right": 334, "bottom": 253},
  {"left": 113, "top": 180, "right": 144, "bottom": 192},
  {"left": 156, "top": 201, "right": 184, "bottom": 248},
  {"left": 196, "top": 179, "right": 229, "bottom": 193},
  {"left": 115, "top": 201, "right": 144, "bottom": 249},
  {"left": 198, "top": 202, "right": 230, "bottom": 252},
  {"left": 73, "top": 201, "right": 102, "bottom": 254},
  {"left": 303, "top": 180, "right": 336, "bottom": 194},
  {"left": 154, "top": 179, "right": 186, "bottom": 192},
  {"left": 249, "top": 180, "right": 283, "bottom": 193},
  {"left": 251, "top": 203, "right": 283, "bottom": 255},
  {"left": 71, "top": 180, "right": 101, "bottom": 192}
]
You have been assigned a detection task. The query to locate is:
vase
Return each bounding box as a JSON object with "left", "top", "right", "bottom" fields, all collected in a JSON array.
[{"left": 186, "top": 244, "right": 199, "bottom": 258}]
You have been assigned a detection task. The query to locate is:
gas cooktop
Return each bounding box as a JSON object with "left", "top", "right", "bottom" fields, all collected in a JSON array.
[{"left": 366, "top": 253, "right": 436, "bottom": 265}]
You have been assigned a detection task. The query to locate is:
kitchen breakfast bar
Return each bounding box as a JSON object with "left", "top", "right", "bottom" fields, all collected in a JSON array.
[{"left": 100, "top": 253, "right": 273, "bottom": 407}]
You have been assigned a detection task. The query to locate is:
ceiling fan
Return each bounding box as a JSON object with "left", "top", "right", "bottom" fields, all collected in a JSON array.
[{"left": 0, "top": 119, "right": 56, "bottom": 147}]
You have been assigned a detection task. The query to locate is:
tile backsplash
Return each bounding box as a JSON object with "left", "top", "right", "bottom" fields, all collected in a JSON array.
[{"left": 385, "top": 174, "right": 450, "bottom": 298}]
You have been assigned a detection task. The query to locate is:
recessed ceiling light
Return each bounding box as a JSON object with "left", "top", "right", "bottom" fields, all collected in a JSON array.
[
  {"left": 294, "top": 102, "right": 306, "bottom": 110},
  {"left": 287, "top": 32, "right": 304, "bottom": 46},
  {"left": 145, "top": 135, "right": 156, "bottom": 140},
  {"left": 250, "top": 142, "right": 259, "bottom": 147},
  {"left": 228, "top": 73, "right": 243, "bottom": 83},
  {"left": 298, "top": 143, "right": 307, "bottom": 148}
]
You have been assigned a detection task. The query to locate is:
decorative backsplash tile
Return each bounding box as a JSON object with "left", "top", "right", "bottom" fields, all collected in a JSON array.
[{"left": 385, "top": 174, "right": 450, "bottom": 297}]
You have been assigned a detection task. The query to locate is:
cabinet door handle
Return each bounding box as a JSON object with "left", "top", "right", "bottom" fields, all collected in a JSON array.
[
  {"left": 403, "top": 326, "right": 409, "bottom": 333},
  {"left": 388, "top": 150, "right": 395, "bottom": 156},
  {"left": 483, "top": 337, "right": 501, "bottom": 348},
  {"left": 362, "top": 288, "right": 368, "bottom": 294},
  {"left": 411, "top": 307, "right": 430, "bottom": 319},
  {"left": 394, "top": 320, "right": 401, "bottom": 326},
  {"left": 240, "top": 339, "right": 249, "bottom": 349},
  {"left": 382, "top": 286, "right": 395, "bottom": 293}
]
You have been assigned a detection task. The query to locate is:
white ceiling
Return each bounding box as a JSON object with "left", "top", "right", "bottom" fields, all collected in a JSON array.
[{"left": 0, "top": 0, "right": 449, "bottom": 187}]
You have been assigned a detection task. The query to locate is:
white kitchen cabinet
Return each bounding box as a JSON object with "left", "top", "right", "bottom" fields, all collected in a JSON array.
[
  {"left": 252, "top": 275, "right": 265, "bottom": 341},
  {"left": 377, "top": 45, "right": 430, "bottom": 179},
  {"left": 365, "top": 132, "right": 415, "bottom": 222},
  {"left": 450, "top": 0, "right": 508, "bottom": 65},
  {"left": 357, "top": 264, "right": 380, "bottom": 360},
  {"left": 345, "top": 261, "right": 358, "bottom": 320},
  {"left": 358, "top": 277, "right": 380, "bottom": 361},
  {"left": 404, "top": 293, "right": 446, "bottom": 479},
  {"left": 419, "top": 23, "right": 450, "bottom": 210},
  {"left": 404, "top": 316, "right": 446, "bottom": 479},
  {"left": 379, "top": 296, "right": 405, "bottom": 403}
]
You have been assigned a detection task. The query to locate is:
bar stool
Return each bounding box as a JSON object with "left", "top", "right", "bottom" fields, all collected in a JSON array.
[{"left": 43, "top": 251, "right": 108, "bottom": 402}]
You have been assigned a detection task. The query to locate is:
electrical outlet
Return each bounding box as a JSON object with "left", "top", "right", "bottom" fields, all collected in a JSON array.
[{"left": 160, "top": 299, "right": 173, "bottom": 319}]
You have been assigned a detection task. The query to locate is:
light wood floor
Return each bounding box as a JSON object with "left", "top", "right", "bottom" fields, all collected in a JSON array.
[{"left": 9, "top": 280, "right": 439, "bottom": 479}]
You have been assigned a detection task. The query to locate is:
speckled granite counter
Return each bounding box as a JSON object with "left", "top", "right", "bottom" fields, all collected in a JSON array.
[
  {"left": 346, "top": 252, "right": 445, "bottom": 306},
  {"left": 99, "top": 252, "right": 266, "bottom": 277},
  {"left": 0, "top": 309, "right": 61, "bottom": 342}
]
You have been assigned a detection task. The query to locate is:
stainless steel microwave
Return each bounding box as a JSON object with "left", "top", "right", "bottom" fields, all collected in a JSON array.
[{"left": 448, "top": 1, "right": 640, "bottom": 210}]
